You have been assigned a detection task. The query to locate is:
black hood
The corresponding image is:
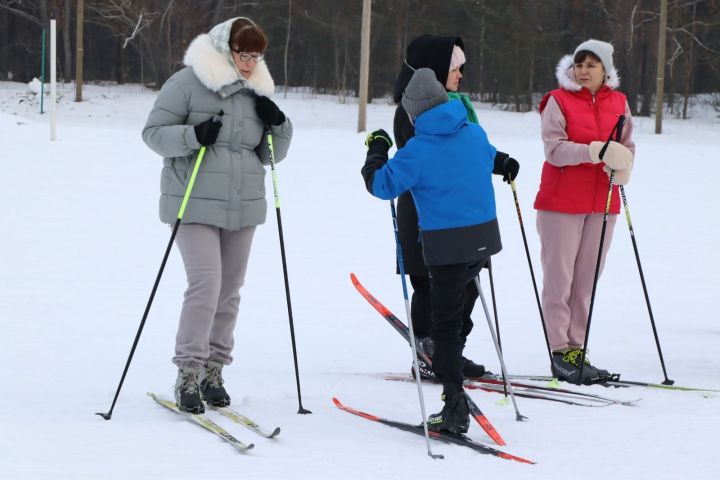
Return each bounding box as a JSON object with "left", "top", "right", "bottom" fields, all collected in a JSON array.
[{"left": 392, "top": 34, "right": 465, "bottom": 103}]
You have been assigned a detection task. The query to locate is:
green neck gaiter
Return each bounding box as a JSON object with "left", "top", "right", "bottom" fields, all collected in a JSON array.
[{"left": 447, "top": 92, "right": 478, "bottom": 125}]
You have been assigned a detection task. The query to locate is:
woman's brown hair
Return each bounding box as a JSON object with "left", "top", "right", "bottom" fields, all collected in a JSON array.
[
  {"left": 229, "top": 18, "right": 268, "bottom": 53},
  {"left": 573, "top": 50, "right": 602, "bottom": 66}
]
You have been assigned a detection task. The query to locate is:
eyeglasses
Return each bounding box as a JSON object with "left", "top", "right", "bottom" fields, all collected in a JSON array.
[{"left": 231, "top": 50, "right": 264, "bottom": 62}]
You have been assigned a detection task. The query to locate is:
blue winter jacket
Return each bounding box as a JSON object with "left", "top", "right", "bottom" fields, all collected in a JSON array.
[{"left": 365, "top": 100, "right": 502, "bottom": 265}]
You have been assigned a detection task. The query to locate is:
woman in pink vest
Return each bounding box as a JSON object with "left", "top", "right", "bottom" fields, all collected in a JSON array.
[{"left": 534, "top": 39, "right": 635, "bottom": 385}]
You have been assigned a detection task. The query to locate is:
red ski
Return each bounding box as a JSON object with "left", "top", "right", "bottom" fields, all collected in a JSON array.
[
  {"left": 350, "top": 272, "right": 506, "bottom": 446},
  {"left": 333, "top": 397, "right": 534, "bottom": 464}
]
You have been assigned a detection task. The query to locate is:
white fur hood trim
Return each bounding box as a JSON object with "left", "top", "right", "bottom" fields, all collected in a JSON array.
[
  {"left": 555, "top": 54, "right": 620, "bottom": 92},
  {"left": 183, "top": 34, "right": 275, "bottom": 97}
]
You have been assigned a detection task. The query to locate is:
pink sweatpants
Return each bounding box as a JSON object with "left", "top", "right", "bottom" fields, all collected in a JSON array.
[{"left": 536, "top": 210, "right": 617, "bottom": 351}]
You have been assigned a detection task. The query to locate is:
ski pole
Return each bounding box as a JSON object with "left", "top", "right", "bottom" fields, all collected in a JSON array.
[
  {"left": 619, "top": 186, "right": 674, "bottom": 385},
  {"left": 578, "top": 115, "right": 625, "bottom": 382},
  {"left": 485, "top": 260, "right": 501, "bottom": 352},
  {"left": 266, "top": 133, "right": 311, "bottom": 415},
  {"left": 484, "top": 260, "right": 507, "bottom": 396},
  {"left": 474, "top": 275, "right": 527, "bottom": 421},
  {"left": 389, "top": 200, "right": 443, "bottom": 459},
  {"left": 509, "top": 179, "right": 553, "bottom": 369},
  {"left": 97, "top": 145, "right": 208, "bottom": 420}
]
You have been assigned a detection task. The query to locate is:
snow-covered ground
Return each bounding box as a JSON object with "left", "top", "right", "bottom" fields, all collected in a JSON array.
[{"left": 1, "top": 80, "right": 718, "bottom": 479}]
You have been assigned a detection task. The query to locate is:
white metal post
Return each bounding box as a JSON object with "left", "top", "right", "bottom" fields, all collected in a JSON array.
[{"left": 50, "top": 19, "right": 57, "bottom": 141}]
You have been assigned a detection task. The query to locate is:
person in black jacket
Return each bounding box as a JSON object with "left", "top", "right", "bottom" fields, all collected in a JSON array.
[
  {"left": 392, "top": 34, "right": 518, "bottom": 381},
  {"left": 363, "top": 68, "right": 519, "bottom": 434}
]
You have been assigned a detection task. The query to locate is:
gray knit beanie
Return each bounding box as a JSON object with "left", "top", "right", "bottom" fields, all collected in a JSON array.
[
  {"left": 574, "top": 39, "right": 614, "bottom": 82},
  {"left": 401, "top": 68, "right": 448, "bottom": 120}
]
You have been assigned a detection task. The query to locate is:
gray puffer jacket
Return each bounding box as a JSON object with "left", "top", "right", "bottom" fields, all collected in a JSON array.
[{"left": 142, "top": 17, "right": 293, "bottom": 230}]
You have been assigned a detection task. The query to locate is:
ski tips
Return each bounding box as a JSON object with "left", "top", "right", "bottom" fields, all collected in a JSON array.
[
  {"left": 546, "top": 378, "right": 561, "bottom": 388},
  {"left": 473, "top": 412, "right": 506, "bottom": 446},
  {"left": 333, "top": 397, "right": 379, "bottom": 422},
  {"left": 465, "top": 392, "right": 506, "bottom": 446},
  {"left": 499, "top": 452, "right": 536, "bottom": 464}
]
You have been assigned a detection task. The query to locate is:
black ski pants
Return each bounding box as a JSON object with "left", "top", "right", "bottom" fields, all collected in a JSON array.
[
  {"left": 427, "top": 260, "right": 484, "bottom": 391},
  {"left": 410, "top": 274, "right": 478, "bottom": 342}
]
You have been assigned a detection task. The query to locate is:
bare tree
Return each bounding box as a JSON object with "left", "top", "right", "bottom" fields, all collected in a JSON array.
[
  {"left": 62, "top": 0, "right": 71, "bottom": 81},
  {"left": 683, "top": 1, "right": 698, "bottom": 119},
  {"left": 85, "top": 0, "right": 161, "bottom": 84},
  {"left": 284, "top": 0, "right": 291, "bottom": 98},
  {"left": 0, "top": 0, "right": 47, "bottom": 27},
  {"left": 2, "top": 0, "right": 718, "bottom": 103}
]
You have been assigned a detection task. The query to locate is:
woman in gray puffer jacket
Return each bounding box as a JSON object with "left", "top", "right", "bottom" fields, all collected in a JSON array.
[{"left": 142, "top": 17, "right": 293, "bottom": 413}]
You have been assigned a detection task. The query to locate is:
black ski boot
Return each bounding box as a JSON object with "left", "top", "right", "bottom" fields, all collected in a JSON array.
[
  {"left": 174, "top": 366, "right": 205, "bottom": 414},
  {"left": 551, "top": 349, "right": 600, "bottom": 385},
  {"left": 412, "top": 336, "right": 487, "bottom": 379},
  {"left": 411, "top": 337, "right": 437, "bottom": 380},
  {"left": 592, "top": 366, "right": 612, "bottom": 380},
  {"left": 563, "top": 349, "right": 612, "bottom": 381},
  {"left": 461, "top": 357, "right": 487, "bottom": 378},
  {"left": 411, "top": 358, "right": 436, "bottom": 380},
  {"left": 201, "top": 360, "right": 231, "bottom": 407},
  {"left": 428, "top": 387, "right": 470, "bottom": 435}
]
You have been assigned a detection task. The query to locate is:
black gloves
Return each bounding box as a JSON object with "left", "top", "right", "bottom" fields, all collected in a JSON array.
[
  {"left": 255, "top": 96, "right": 286, "bottom": 126},
  {"left": 365, "top": 129, "right": 393, "bottom": 154},
  {"left": 501, "top": 157, "right": 520, "bottom": 183},
  {"left": 493, "top": 151, "right": 520, "bottom": 184},
  {"left": 194, "top": 116, "right": 222, "bottom": 147}
]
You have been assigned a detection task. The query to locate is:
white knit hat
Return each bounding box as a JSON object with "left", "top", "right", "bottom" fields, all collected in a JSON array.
[
  {"left": 449, "top": 45, "right": 466, "bottom": 71},
  {"left": 574, "top": 39, "right": 614, "bottom": 82}
]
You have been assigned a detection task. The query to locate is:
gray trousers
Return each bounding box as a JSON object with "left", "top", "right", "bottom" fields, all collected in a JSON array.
[
  {"left": 536, "top": 211, "right": 617, "bottom": 352},
  {"left": 172, "top": 223, "right": 256, "bottom": 368}
]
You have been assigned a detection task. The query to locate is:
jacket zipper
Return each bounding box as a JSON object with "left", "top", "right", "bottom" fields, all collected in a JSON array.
[{"left": 592, "top": 93, "right": 602, "bottom": 213}]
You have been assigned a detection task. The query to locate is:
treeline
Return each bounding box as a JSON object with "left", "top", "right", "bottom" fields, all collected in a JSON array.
[{"left": 2, "top": 0, "right": 720, "bottom": 116}]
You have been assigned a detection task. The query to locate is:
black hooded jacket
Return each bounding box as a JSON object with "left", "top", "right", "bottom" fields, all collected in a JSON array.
[
  {"left": 393, "top": 35, "right": 465, "bottom": 149},
  {"left": 392, "top": 35, "right": 465, "bottom": 275}
]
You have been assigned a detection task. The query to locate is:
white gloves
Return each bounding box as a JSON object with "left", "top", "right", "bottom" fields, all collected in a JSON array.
[
  {"left": 589, "top": 140, "right": 633, "bottom": 170},
  {"left": 603, "top": 165, "right": 631, "bottom": 185},
  {"left": 589, "top": 140, "right": 634, "bottom": 185}
]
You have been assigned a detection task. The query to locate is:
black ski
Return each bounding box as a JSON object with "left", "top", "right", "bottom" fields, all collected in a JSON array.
[
  {"left": 383, "top": 374, "right": 638, "bottom": 407},
  {"left": 333, "top": 397, "right": 535, "bottom": 464},
  {"left": 465, "top": 375, "right": 639, "bottom": 405},
  {"left": 502, "top": 374, "right": 720, "bottom": 393}
]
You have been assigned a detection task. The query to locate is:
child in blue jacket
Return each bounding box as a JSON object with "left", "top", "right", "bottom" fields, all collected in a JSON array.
[{"left": 361, "top": 68, "right": 519, "bottom": 434}]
